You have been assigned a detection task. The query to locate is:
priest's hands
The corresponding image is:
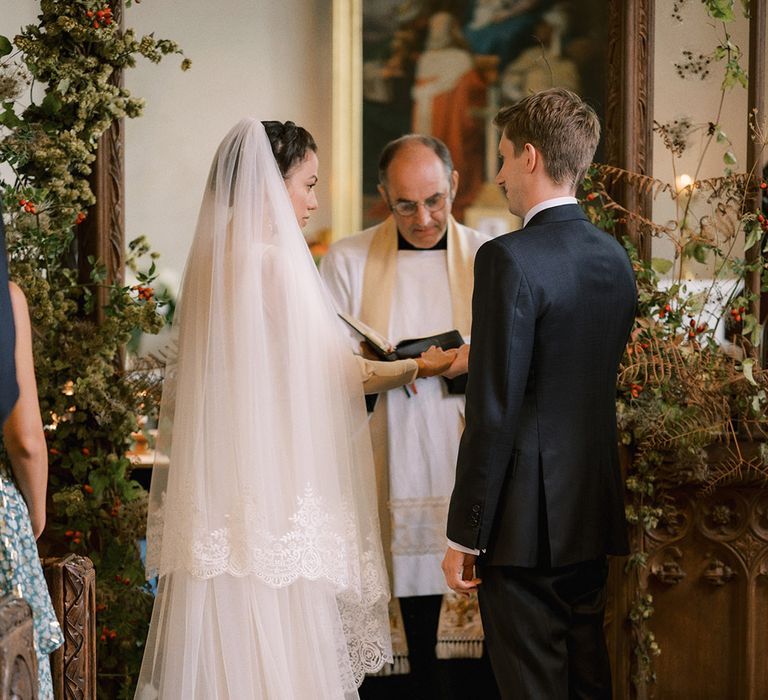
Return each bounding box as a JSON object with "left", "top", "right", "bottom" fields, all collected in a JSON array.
[
  {"left": 441, "top": 343, "right": 469, "bottom": 379},
  {"left": 442, "top": 547, "right": 481, "bottom": 597},
  {"left": 415, "top": 345, "right": 458, "bottom": 377}
]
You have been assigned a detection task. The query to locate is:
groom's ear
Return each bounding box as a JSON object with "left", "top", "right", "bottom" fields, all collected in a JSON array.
[{"left": 523, "top": 143, "right": 538, "bottom": 173}]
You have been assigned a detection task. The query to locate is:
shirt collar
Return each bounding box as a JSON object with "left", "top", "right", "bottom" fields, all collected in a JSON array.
[
  {"left": 523, "top": 196, "right": 578, "bottom": 227},
  {"left": 397, "top": 229, "right": 448, "bottom": 250}
]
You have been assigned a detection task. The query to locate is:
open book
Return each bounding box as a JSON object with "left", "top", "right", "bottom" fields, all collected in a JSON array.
[{"left": 338, "top": 313, "right": 467, "bottom": 394}]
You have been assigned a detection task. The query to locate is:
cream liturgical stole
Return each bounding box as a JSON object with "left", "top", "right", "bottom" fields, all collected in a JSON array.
[{"left": 359, "top": 216, "right": 485, "bottom": 668}]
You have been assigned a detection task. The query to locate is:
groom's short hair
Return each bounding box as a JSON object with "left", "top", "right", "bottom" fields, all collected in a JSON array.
[{"left": 494, "top": 88, "right": 600, "bottom": 190}]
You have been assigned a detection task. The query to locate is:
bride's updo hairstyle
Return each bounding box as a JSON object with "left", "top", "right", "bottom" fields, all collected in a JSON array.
[{"left": 261, "top": 120, "right": 317, "bottom": 177}]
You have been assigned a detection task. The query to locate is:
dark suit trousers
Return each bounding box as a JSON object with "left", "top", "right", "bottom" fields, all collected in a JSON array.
[{"left": 478, "top": 557, "right": 611, "bottom": 700}]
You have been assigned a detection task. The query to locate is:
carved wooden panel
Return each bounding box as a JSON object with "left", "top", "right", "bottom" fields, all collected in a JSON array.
[
  {"left": 0, "top": 599, "right": 37, "bottom": 699},
  {"left": 605, "top": 0, "right": 654, "bottom": 260},
  {"left": 609, "top": 485, "right": 768, "bottom": 700},
  {"left": 0, "top": 595, "right": 38, "bottom": 700},
  {"left": 43, "top": 555, "right": 96, "bottom": 700},
  {"left": 77, "top": 0, "right": 125, "bottom": 325}
]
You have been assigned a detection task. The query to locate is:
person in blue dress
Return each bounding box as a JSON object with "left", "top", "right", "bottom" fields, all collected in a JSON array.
[{"left": 0, "top": 197, "right": 64, "bottom": 699}]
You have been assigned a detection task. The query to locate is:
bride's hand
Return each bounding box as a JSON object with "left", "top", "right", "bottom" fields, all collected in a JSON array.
[{"left": 415, "top": 346, "right": 458, "bottom": 378}]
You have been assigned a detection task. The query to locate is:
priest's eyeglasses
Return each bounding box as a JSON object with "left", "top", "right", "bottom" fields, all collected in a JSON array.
[{"left": 388, "top": 191, "right": 450, "bottom": 217}]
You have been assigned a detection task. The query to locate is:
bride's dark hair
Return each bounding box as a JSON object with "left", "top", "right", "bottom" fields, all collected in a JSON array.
[{"left": 261, "top": 120, "right": 317, "bottom": 177}]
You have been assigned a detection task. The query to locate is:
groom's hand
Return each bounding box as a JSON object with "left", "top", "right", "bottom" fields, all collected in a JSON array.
[{"left": 442, "top": 546, "right": 481, "bottom": 597}]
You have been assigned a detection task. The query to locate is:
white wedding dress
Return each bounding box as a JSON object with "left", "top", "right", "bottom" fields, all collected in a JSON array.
[{"left": 135, "top": 120, "right": 392, "bottom": 699}]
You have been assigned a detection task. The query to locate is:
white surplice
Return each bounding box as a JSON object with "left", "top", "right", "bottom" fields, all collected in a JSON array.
[{"left": 321, "top": 222, "right": 488, "bottom": 598}]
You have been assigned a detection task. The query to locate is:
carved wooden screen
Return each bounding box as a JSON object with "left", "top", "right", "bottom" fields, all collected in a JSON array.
[
  {"left": 76, "top": 0, "right": 125, "bottom": 326},
  {"left": 0, "top": 595, "right": 38, "bottom": 700}
]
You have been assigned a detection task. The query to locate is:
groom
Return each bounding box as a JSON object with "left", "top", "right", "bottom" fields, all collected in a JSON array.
[{"left": 442, "top": 88, "right": 636, "bottom": 699}]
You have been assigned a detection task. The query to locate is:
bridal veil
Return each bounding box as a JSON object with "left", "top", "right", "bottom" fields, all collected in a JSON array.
[{"left": 137, "top": 119, "right": 392, "bottom": 699}]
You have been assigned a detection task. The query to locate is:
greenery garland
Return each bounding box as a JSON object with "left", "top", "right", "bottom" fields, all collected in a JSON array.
[
  {"left": 582, "top": 0, "right": 767, "bottom": 690},
  {"left": 1, "top": 2, "right": 187, "bottom": 696}
]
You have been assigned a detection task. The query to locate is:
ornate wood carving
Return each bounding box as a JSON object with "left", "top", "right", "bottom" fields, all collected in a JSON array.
[
  {"left": 0, "top": 595, "right": 38, "bottom": 700},
  {"left": 43, "top": 555, "right": 97, "bottom": 700},
  {"left": 605, "top": 0, "right": 654, "bottom": 260},
  {"left": 77, "top": 0, "right": 125, "bottom": 325},
  {"left": 612, "top": 484, "right": 768, "bottom": 699}
]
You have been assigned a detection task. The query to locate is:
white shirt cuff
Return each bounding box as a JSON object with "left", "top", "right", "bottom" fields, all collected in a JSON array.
[{"left": 447, "top": 538, "right": 480, "bottom": 556}]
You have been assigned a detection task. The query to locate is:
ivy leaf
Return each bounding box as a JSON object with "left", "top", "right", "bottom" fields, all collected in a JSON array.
[
  {"left": 741, "top": 358, "right": 757, "bottom": 386},
  {"left": 41, "top": 92, "right": 63, "bottom": 115},
  {"left": 0, "top": 104, "right": 23, "bottom": 128},
  {"left": 693, "top": 244, "right": 709, "bottom": 264},
  {"left": 87, "top": 469, "right": 111, "bottom": 500},
  {"left": 651, "top": 258, "right": 674, "bottom": 275},
  {"left": 704, "top": 0, "right": 735, "bottom": 21},
  {"left": 723, "top": 150, "right": 737, "bottom": 165},
  {"left": 745, "top": 224, "right": 761, "bottom": 251},
  {"left": 0, "top": 36, "right": 11, "bottom": 57},
  {"left": 742, "top": 312, "right": 756, "bottom": 336}
]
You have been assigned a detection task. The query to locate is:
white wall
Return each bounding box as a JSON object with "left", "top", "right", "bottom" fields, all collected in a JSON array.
[
  {"left": 124, "top": 0, "right": 333, "bottom": 291},
  {"left": 1, "top": 0, "right": 333, "bottom": 293},
  {"left": 651, "top": 1, "right": 750, "bottom": 276}
]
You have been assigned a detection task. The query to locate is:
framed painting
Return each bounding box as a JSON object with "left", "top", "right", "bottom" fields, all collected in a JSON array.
[{"left": 353, "top": 0, "right": 609, "bottom": 231}]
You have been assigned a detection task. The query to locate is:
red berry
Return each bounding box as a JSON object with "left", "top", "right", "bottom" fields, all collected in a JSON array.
[
  {"left": 65, "top": 529, "right": 74, "bottom": 537},
  {"left": 93, "top": 20, "right": 99, "bottom": 28},
  {"left": 100, "top": 634, "right": 107, "bottom": 642},
  {"left": 735, "top": 314, "right": 742, "bottom": 322},
  {"left": 761, "top": 182, "right": 767, "bottom": 189},
  {"left": 73, "top": 537, "right": 81, "bottom": 545},
  {"left": 86, "top": 10, "right": 94, "bottom": 17},
  {"left": 664, "top": 304, "right": 671, "bottom": 312},
  {"left": 83, "top": 484, "right": 94, "bottom": 494}
]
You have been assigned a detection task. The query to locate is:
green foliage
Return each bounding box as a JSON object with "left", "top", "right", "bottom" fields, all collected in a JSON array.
[
  {"left": 0, "top": 3, "right": 187, "bottom": 696},
  {"left": 584, "top": 1, "right": 767, "bottom": 691}
]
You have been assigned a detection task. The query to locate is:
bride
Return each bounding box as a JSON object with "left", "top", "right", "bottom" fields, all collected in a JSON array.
[{"left": 136, "top": 118, "right": 454, "bottom": 699}]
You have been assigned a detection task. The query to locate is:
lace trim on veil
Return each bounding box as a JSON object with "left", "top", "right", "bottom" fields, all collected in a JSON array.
[{"left": 146, "top": 482, "right": 392, "bottom": 683}]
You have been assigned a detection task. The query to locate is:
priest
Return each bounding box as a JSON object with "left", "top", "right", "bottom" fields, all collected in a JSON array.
[{"left": 320, "top": 135, "right": 495, "bottom": 698}]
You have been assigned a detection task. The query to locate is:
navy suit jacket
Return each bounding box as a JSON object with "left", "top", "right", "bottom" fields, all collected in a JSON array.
[
  {"left": 0, "top": 197, "right": 18, "bottom": 426},
  {"left": 447, "top": 204, "right": 637, "bottom": 567}
]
